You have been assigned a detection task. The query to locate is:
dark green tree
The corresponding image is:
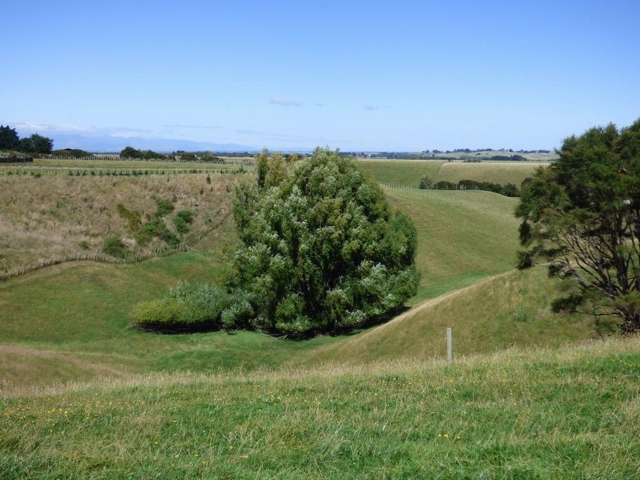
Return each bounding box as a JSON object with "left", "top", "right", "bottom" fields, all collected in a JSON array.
[
  {"left": 17, "top": 134, "right": 53, "bottom": 154},
  {"left": 516, "top": 119, "right": 640, "bottom": 333},
  {"left": 225, "top": 149, "right": 419, "bottom": 336},
  {"left": 29, "top": 134, "right": 53, "bottom": 154},
  {"left": 0, "top": 125, "right": 19, "bottom": 150},
  {"left": 17, "top": 137, "right": 33, "bottom": 152},
  {"left": 120, "top": 146, "right": 142, "bottom": 158}
]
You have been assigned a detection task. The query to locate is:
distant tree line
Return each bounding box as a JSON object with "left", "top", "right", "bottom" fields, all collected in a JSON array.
[
  {"left": 51, "top": 148, "right": 93, "bottom": 158},
  {"left": 0, "top": 125, "right": 53, "bottom": 154},
  {"left": 119, "top": 146, "right": 227, "bottom": 163},
  {"left": 346, "top": 149, "right": 551, "bottom": 160},
  {"left": 462, "top": 155, "right": 527, "bottom": 162},
  {"left": 419, "top": 176, "right": 521, "bottom": 197}
]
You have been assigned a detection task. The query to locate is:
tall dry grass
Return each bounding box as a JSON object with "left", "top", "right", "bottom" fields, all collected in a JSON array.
[{"left": 0, "top": 174, "right": 239, "bottom": 275}]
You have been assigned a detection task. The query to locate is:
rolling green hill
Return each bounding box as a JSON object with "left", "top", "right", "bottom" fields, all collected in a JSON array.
[
  {"left": 301, "top": 266, "right": 600, "bottom": 367},
  {"left": 0, "top": 161, "right": 634, "bottom": 477},
  {"left": 1, "top": 337, "right": 638, "bottom": 478},
  {"left": 0, "top": 187, "right": 559, "bottom": 394},
  {"left": 385, "top": 188, "right": 520, "bottom": 301}
]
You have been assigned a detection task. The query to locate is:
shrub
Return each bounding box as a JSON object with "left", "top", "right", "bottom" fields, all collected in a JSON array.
[
  {"left": 174, "top": 210, "right": 194, "bottom": 234},
  {"left": 131, "top": 282, "right": 231, "bottom": 332},
  {"left": 155, "top": 198, "right": 174, "bottom": 217},
  {"left": 102, "top": 235, "right": 127, "bottom": 258},
  {"left": 434, "top": 180, "right": 457, "bottom": 190},
  {"left": 419, "top": 176, "right": 432, "bottom": 189},
  {"left": 130, "top": 299, "right": 188, "bottom": 331}
]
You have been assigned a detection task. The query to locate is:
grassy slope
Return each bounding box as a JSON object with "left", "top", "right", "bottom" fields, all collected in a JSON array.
[
  {"left": 357, "top": 159, "right": 547, "bottom": 188},
  {"left": 386, "top": 188, "right": 520, "bottom": 301},
  {"left": 1, "top": 337, "right": 639, "bottom": 478},
  {"left": 0, "top": 212, "right": 329, "bottom": 388},
  {"left": 0, "top": 224, "right": 335, "bottom": 390},
  {"left": 0, "top": 188, "right": 536, "bottom": 390},
  {"left": 301, "top": 266, "right": 599, "bottom": 366},
  {"left": 0, "top": 174, "right": 239, "bottom": 273}
]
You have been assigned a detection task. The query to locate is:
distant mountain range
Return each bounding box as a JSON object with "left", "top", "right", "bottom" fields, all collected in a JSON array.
[{"left": 16, "top": 130, "right": 258, "bottom": 153}]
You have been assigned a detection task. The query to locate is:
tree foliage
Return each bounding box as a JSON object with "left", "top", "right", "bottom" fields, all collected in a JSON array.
[
  {"left": 21, "top": 134, "right": 54, "bottom": 154},
  {"left": 226, "top": 149, "right": 419, "bottom": 336},
  {"left": 0, "top": 126, "right": 53, "bottom": 154},
  {"left": 120, "top": 146, "right": 163, "bottom": 159},
  {"left": 516, "top": 119, "right": 640, "bottom": 333},
  {"left": 0, "top": 125, "right": 19, "bottom": 150}
]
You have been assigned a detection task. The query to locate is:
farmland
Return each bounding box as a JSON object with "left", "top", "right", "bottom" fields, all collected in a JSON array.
[
  {"left": 0, "top": 156, "right": 635, "bottom": 478},
  {"left": 357, "top": 158, "right": 548, "bottom": 188},
  {"left": 3, "top": 1, "right": 637, "bottom": 476},
  {"left": 0, "top": 181, "right": 526, "bottom": 391}
]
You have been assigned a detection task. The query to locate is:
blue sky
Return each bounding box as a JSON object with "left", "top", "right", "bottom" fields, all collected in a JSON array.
[{"left": 1, "top": 0, "right": 639, "bottom": 151}]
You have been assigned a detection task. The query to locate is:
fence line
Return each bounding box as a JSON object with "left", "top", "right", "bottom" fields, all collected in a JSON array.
[
  {"left": 34, "top": 154, "right": 254, "bottom": 166},
  {"left": 0, "top": 167, "right": 249, "bottom": 177},
  {"left": 380, "top": 183, "right": 492, "bottom": 192}
]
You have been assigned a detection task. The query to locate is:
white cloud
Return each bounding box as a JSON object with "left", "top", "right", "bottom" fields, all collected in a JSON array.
[{"left": 269, "top": 97, "right": 303, "bottom": 107}]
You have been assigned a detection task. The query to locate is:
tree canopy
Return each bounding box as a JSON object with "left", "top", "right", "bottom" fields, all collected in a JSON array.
[
  {"left": 120, "top": 146, "right": 163, "bottom": 159},
  {"left": 0, "top": 126, "right": 52, "bottom": 154},
  {"left": 0, "top": 125, "right": 19, "bottom": 150},
  {"left": 224, "top": 149, "right": 419, "bottom": 336},
  {"left": 516, "top": 119, "right": 640, "bottom": 333}
]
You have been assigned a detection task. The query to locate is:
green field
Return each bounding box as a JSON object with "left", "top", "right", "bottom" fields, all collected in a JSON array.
[
  {"left": 436, "top": 161, "right": 548, "bottom": 186},
  {"left": 1, "top": 337, "right": 638, "bottom": 478},
  {"left": 357, "top": 159, "right": 548, "bottom": 188},
  {"left": 356, "top": 159, "right": 445, "bottom": 187}
]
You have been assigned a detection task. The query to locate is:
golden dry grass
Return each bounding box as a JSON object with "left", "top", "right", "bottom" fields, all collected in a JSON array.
[{"left": 0, "top": 174, "right": 240, "bottom": 274}]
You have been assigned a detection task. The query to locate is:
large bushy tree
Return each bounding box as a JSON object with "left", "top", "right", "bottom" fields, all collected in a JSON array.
[
  {"left": 517, "top": 119, "right": 640, "bottom": 333},
  {"left": 225, "top": 149, "right": 419, "bottom": 336}
]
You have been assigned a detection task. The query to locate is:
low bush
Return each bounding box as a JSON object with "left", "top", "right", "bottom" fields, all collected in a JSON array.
[
  {"left": 131, "top": 282, "right": 231, "bottom": 332},
  {"left": 155, "top": 198, "right": 174, "bottom": 217},
  {"left": 102, "top": 235, "right": 127, "bottom": 258},
  {"left": 173, "top": 209, "right": 194, "bottom": 234}
]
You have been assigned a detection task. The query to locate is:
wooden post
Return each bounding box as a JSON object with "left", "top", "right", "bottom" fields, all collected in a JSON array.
[{"left": 446, "top": 327, "right": 453, "bottom": 364}]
